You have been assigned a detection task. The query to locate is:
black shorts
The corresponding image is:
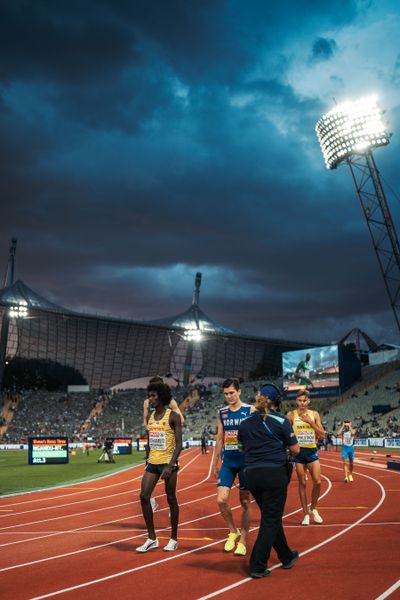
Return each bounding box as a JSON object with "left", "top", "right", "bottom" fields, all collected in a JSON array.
[{"left": 145, "top": 462, "right": 179, "bottom": 475}]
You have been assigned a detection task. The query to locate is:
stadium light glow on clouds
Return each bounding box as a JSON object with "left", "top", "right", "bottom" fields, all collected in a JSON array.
[{"left": 316, "top": 95, "right": 390, "bottom": 169}]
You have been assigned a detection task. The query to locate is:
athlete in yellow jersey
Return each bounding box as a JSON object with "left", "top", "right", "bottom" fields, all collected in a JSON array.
[
  {"left": 287, "top": 389, "right": 325, "bottom": 526},
  {"left": 136, "top": 381, "right": 182, "bottom": 553},
  {"left": 143, "top": 375, "right": 184, "bottom": 513}
]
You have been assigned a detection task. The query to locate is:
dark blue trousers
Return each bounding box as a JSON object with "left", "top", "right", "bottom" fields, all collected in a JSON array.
[{"left": 245, "top": 465, "right": 293, "bottom": 573}]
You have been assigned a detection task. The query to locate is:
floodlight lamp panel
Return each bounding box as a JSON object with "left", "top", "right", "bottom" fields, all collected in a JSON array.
[{"left": 315, "top": 95, "right": 390, "bottom": 169}]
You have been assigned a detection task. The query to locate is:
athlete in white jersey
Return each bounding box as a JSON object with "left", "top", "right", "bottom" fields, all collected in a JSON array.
[{"left": 337, "top": 420, "right": 356, "bottom": 482}]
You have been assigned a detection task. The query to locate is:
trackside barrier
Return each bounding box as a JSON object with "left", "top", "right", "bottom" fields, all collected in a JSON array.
[
  {"left": 1, "top": 439, "right": 398, "bottom": 452},
  {"left": 332, "top": 438, "right": 400, "bottom": 449}
]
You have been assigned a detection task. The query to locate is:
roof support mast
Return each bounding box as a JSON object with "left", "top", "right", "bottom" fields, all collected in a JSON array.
[
  {"left": 183, "top": 272, "right": 202, "bottom": 386},
  {"left": 0, "top": 238, "right": 18, "bottom": 402}
]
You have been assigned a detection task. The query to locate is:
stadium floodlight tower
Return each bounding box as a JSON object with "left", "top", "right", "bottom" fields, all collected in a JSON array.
[{"left": 316, "top": 95, "right": 400, "bottom": 334}]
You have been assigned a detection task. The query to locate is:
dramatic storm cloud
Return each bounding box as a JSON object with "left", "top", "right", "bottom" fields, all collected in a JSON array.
[{"left": 1, "top": 0, "right": 400, "bottom": 344}]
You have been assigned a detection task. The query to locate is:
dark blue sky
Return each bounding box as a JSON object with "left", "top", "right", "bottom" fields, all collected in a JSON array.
[{"left": 1, "top": 0, "right": 400, "bottom": 344}]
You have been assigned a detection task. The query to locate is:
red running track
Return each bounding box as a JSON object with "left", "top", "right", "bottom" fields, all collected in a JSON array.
[{"left": 0, "top": 448, "right": 399, "bottom": 600}]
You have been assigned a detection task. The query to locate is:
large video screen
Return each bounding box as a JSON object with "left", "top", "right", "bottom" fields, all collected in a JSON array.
[{"left": 282, "top": 345, "right": 340, "bottom": 398}]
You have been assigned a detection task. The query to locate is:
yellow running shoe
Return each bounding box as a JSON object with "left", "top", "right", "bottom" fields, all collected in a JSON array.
[
  {"left": 348, "top": 474, "right": 354, "bottom": 482},
  {"left": 234, "top": 541, "right": 246, "bottom": 556},
  {"left": 224, "top": 530, "right": 240, "bottom": 552}
]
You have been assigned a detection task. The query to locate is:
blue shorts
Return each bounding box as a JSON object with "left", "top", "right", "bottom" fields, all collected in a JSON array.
[
  {"left": 218, "top": 461, "right": 248, "bottom": 490},
  {"left": 292, "top": 447, "right": 319, "bottom": 464},
  {"left": 341, "top": 446, "right": 355, "bottom": 461}
]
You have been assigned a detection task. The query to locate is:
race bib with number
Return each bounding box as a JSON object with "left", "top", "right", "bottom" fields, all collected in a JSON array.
[
  {"left": 224, "top": 430, "right": 238, "bottom": 450},
  {"left": 296, "top": 428, "right": 315, "bottom": 446},
  {"left": 149, "top": 430, "right": 167, "bottom": 450},
  {"left": 342, "top": 431, "right": 354, "bottom": 446}
]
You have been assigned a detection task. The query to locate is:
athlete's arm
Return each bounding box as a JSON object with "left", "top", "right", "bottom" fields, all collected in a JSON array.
[
  {"left": 169, "top": 398, "right": 185, "bottom": 424},
  {"left": 143, "top": 398, "right": 149, "bottom": 429},
  {"left": 310, "top": 410, "right": 325, "bottom": 438},
  {"left": 145, "top": 429, "right": 150, "bottom": 461},
  {"left": 288, "top": 442, "right": 300, "bottom": 457},
  {"left": 298, "top": 409, "right": 324, "bottom": 436},
  {"left": 212, "top": 418, "right": 224, "bottom": 479},
  {"left": 337, "top": 424, "right": 344, "bottom": 435},
  {"left": 287, "top": 411, "right": 294, "bottom": 425},
  {"left": 161, "top": 412, "right": 183, "bottom": 480}
]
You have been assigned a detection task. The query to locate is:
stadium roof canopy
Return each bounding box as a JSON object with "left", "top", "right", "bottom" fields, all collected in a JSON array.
[
  {"left": 0, "top": 280, "right": 73, "bottom": 315},
  {"left": 148, "top": 304, "right": 234, "bottom": 335},
  {"left": 0, "top": 277, "right": 318, "bottom": 389}
]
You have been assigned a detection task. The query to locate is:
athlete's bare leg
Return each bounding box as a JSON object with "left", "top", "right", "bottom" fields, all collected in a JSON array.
[
  {"left": 164, "top": 470, "right": 179, "bottom": 540},
  {"left": 139, "top": 471, "right": 160, "bottom": 539},
  {"left": 238, "top": 490, "right": 252, "bottom": 545},
  {"left": 307, "top": 460, "right": 321, "bottom": 510},
  {"left": 217, "top": 486, "right": 237, "bottom": 532},
  {"left": 295, "top": 463, "right": 309, "bottom": 516}
]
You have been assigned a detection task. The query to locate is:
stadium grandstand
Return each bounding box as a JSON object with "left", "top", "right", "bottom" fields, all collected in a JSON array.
[
  {"left": 0, "top": 241, "right": 315, "bottom": 395},
  {"left": 1, "top": 240, "right": 400, "bottom": 451}
]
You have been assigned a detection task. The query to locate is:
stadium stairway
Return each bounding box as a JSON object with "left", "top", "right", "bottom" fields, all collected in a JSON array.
[
  {"left": 79, "top": 397, "right": 109, "bottom": 437},
  {"left": 0, "top": 395, "right": 19, "bottom": 438}
]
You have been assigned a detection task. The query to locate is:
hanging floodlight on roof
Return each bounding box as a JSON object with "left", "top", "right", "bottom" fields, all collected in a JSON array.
[
  {"left": 9, "top": 300, "right": 28, "bottom": 319},
  {"left": 183, "top": 327, "right": 202, "bottom": 342},
  {"left": 316, "top": 95, "right": 390, "bottom": 169}
]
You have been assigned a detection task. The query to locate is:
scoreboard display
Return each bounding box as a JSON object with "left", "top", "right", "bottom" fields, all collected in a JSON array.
[
  {"left": 28, "top": 437, "right": 69, "bottom": 464},
  {"left": 109, "top": 437, "right": 132, "bottom": 455}
]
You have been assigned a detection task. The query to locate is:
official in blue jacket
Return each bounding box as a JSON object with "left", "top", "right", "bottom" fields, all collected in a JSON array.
[{"left": 238, "top": 383, "right": 300, "bottom": 578}]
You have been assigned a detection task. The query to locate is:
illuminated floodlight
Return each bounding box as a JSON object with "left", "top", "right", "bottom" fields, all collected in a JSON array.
[
  {"left": 183, "top": 327, "right": 202, "bottom": 342},
  {"left": 316, "top": 95, "right": 390, "bottom": 169},
  {"left": 9, "top": 300, "right": 28, "bottom": 319}
]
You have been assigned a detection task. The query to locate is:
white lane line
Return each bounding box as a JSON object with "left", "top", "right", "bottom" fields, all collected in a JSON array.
[
  {"left": 0, "top": 452, "right": 206, "bottom": 547},
  {"left": 0, "top": 478, "right": 143, "bottom": 518},
  {"left": 197, "top": 466, "right": 386, "bottom": 600},
  {"left": 375, "top": 579, "right": 400, "bottom": 599},
  {"left": 5, "top": 520, "right": 400, "bottom": 536},
  {"left": 0, "top": 449, "right": 199, "bottom": 513},
  {"left": 320, "top": 455, "right": 400, "bottom": 476},
  {"left": 0, "top": 462, "right": 142, "bottom": 502},
  {"left": 21, "top": 475, "right": 332, "bottom": 598},
  {"left": 0, "top": 451, "right": 201, "bottom": 532},
  {"left": 0, "top": 492, "right": 218, "bottom": 572},
  {"left": 0, "top": 451, "right": 214, "bottom": 556},
  {"left": 9, "top": 476, "right": 332, "bottom": 595}
]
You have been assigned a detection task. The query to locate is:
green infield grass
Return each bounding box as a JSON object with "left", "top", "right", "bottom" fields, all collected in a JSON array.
[{"left": 0, "top": 449, "right": 145, "bottom": 495}]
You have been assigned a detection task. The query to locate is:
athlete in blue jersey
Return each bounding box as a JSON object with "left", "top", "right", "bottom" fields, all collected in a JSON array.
[{"left": 212, "top": 378, "right": 253, "bottom": 556}]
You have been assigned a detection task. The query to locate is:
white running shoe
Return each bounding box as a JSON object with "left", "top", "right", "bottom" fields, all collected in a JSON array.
[
  {"left": 150, "top": 497, "right": 158, "bottom": 511},
  {"left": 164, "top": 538, "right": 178, "bottom": 552},
  {"left": 310, "top": 508, "right": 323, "bottom": 524},
  {"left": 136, "top": 538, "right": 159, "bottom": 553},
  {"left": 301, "top": 514, "right": 310, "bottom": 526}
]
